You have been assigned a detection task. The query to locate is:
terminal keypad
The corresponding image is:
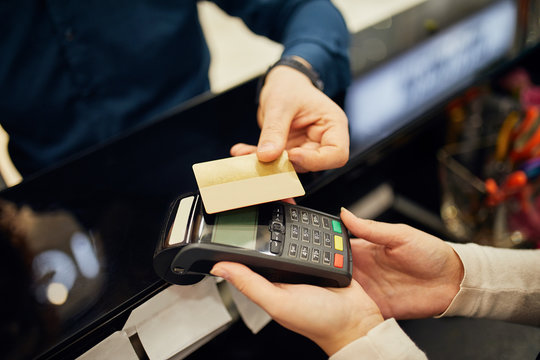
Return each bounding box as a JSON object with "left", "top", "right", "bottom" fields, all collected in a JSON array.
[{"left": 284, "top": 205, "right": 347, "bottom": 269}]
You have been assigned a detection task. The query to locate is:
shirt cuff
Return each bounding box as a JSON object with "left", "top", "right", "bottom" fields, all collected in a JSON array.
[
  {"left": 435, "top": 242, "right": 480, "bottom": 318},
  {"left": 329, "top": 318, "right": 427, "bottom": 360},
  {"left": 437, "top": 242, "right": 540, "bottom": 325},
  {"left": 283, "top": 41, "right": 349, "bottom": 98}
]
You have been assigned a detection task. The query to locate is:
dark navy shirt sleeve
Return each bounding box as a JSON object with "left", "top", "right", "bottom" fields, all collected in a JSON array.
[{"left": 212, "top": 0, "right": 351, "bottom": 97}]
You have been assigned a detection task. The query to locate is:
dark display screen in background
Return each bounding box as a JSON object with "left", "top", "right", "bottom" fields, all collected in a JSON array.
[{"left": 345, "top": 0, "right": 516, "bottom": 154}]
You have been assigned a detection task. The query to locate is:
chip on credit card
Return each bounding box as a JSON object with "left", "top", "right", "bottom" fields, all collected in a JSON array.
[{"left": 192, "top": 152, "right": 305, "bottom": 214}]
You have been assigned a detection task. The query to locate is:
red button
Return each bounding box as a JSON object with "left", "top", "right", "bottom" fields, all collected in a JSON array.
[{"left": 334, "top": 253, "right": 343, "bottom": 268}]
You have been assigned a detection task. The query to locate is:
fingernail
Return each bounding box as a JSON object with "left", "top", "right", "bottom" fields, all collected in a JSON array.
[
  {"left": 258, "top": 142, "right": 276, "bottom": 153},
  {"left": 210, "top": 265, "right": 229, "bottom": 280}
]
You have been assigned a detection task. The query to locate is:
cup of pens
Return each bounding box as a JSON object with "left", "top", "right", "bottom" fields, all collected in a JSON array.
[{"left": 438, "top": 106, "right": 540, "bottom": 249}]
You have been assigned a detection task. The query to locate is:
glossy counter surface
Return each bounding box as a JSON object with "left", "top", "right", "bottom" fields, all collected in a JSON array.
[{"left": 0, "top": 81, "right": 261, "bottom": 359}]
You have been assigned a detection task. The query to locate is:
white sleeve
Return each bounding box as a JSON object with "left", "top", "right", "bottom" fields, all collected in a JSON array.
[
  {"left": 329, "top": 318, "right": 427, "bottom": 360},
  {"left": 438, "top": 242, "right": 540, "bottom": 325}
]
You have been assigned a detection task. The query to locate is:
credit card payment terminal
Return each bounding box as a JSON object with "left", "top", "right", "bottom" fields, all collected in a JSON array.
[{"left": 153, "top": 193, "right": 352, "bottom": 287}]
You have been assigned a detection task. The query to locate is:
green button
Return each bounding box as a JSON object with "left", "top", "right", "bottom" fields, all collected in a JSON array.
[{"left": 332, "top": 220, "right": 342, "bottom": 233}]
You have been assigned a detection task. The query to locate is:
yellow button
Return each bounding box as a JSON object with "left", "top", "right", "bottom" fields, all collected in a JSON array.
[{"left": 334, "top": 235, "right": 343, "bottom": 251}]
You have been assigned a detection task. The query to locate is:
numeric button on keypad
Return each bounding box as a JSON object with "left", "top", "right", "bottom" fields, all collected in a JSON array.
[
  {"left": 301, "top": 211, "right": 309, "bottom": 224},
  {"left": 311, "top": 214, "right": 320, "bottom": 227},
  {"left": 291, "top": 224, "right": 299, "bottom": 239},
  {"left": 322, "top": 217, "right": 330, "bottom": 229},
  {"left": 300, "top": 245, "right": 309, "bottom": 260},
  {"left": 302, "top": 227, "right": 310, "bottom": 242},
  {"left": 323, "top": 251, "right": 331, "bottom": 265},
  {"left": 323, "top": 233, "right": 332, "bottom": 247},
  {"left": 290, "top": 208, "right": 299, "bottom": 221},
  {"left": 289, "top": 243, "right": 298, "bottom": 257},
  {"left": 313, "top": 229, "right": 321, "bottom": 245},
  {"left": 312, "top": 248, "right": 321, "bottom": 263}
]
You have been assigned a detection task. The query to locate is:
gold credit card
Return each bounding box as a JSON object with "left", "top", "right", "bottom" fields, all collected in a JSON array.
[{"left": 192, "top": 152, "right": 305, "bottom": 213}]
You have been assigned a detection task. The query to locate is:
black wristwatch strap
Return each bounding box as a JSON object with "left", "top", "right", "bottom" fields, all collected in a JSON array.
[{"left": 256, "top": 56, "right": 324, "bottom": 103}]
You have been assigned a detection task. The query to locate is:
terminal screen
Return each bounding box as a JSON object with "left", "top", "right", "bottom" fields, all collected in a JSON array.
[{"left": 211, "top": 207, "right": 258, "bottom": 250}]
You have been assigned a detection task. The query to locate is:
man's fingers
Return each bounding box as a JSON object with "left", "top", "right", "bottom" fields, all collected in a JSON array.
[
  {"left": 210, "top": 262, "right": 283, "bottom": 314},
  {"left": 287, "top": 110, "right": 349, "bottom": 171},
  {"left": 288, "top": 146, "right": 348, "bottom": 172},
  {"left": 230, "top": 143, "right": 257, "bottom": 156},
  {"left": 257, "top": 106, "right": 293, "bottom": 163},
  {"left": 282, "top": 197, "right": 297, "bottom": 205}
]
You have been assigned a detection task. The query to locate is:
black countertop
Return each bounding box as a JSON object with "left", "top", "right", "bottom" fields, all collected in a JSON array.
[{"left": 0, "top": 80, "right": 264, "bottom": 360}]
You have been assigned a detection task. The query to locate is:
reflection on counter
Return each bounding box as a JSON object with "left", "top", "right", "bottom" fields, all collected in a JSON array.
[{"left": 0, "top": 199, "right": 105, "bottom": 359}]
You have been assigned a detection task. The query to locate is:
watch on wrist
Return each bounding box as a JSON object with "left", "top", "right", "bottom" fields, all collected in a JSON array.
[{"left": 256, "top": 56, "right": 324, "bottom": 103}]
